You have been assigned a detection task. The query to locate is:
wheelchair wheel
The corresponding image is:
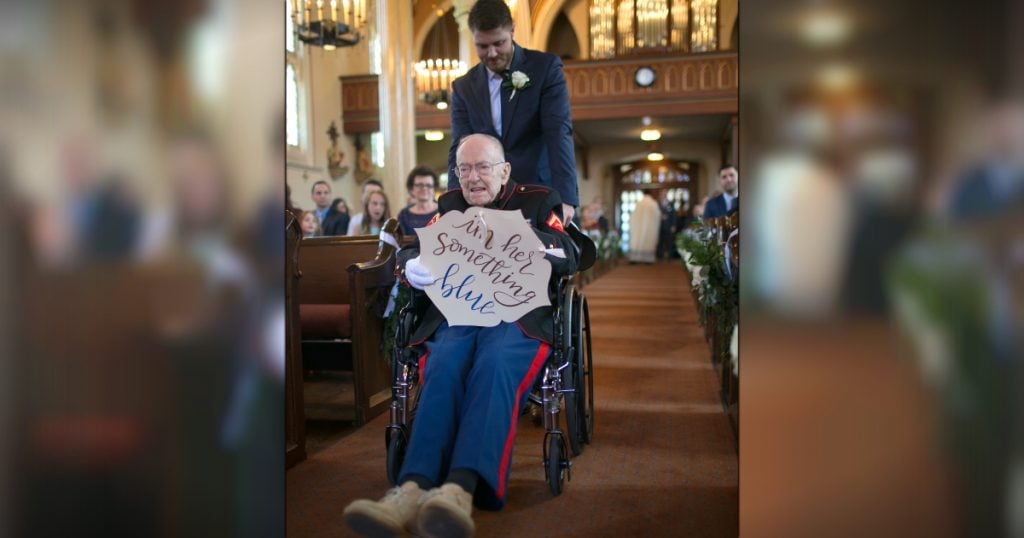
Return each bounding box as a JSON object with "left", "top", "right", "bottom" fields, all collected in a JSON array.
[
  {"left": 561, "top": 285, "right": 584, "bottom": 456},
  {"left": 579, "top": 295, "right": 595, "bottom": 443},
  {"left": 386, "top": 429, "right": 407, "bottom": 486},
  {"left": 546, "top": 434, "right": 566, "bottom": 496}
]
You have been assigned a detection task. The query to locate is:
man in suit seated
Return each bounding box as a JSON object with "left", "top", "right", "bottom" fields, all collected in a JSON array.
[
  {"left": 703, "top": 165, "right": 740, "bottom": 219},
  {"left": 447, "top": 0, "right": 579, "bottom": 223},
  {"left": 343, "top": 134, "right": 578, "bottom": 538}
]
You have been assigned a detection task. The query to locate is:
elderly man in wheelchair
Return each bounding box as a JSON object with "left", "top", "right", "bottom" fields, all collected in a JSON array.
[{"left": 343, "top": 134, "right": 581, "bottom": 538}]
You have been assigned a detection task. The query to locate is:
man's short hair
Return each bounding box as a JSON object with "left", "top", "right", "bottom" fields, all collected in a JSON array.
[
  {"left": 311, "top": 179, "right": 331, "bottom": 194},
  {"left": 406, "top": 166, "right": 438, "bottom": 192},
  {"left": 720, "top": 164, "right": 738, "bottom": 174},
  {"left": 468, "top": 0, "right": 513, "bottom": 32},
  {"left": 363, "top": 179, "right": 383, "bottom": 191}
]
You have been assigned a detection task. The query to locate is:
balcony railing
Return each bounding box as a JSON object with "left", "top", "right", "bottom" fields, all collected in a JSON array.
[{"left": 339, "top": 51, "right": 737, "bottom": 134}]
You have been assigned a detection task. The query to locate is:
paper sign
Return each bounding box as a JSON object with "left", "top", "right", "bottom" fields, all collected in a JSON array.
[{"left": 415, "top": 207, "right": 552, "bottom": 327}]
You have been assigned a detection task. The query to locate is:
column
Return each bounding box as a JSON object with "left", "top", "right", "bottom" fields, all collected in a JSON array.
[
  {"left": 511, "top": 0, "right": 532, "bottom": 52},
  {"left": 453, "top": 0, "right": 476, "bottom": 69},
  {"left": 375, "top": 0, "right": 416, "bottom": 206}
]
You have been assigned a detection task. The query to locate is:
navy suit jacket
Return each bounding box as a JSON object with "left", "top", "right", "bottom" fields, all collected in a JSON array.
[
  {"left": 447, "top": 43, "right": 579, "bottom": 207},
  {"left": 703, "top": 193, "right": 738, "bottom": 219},
  {"left": 947, "top": 163, "right": 1024, "bottom": 220}
]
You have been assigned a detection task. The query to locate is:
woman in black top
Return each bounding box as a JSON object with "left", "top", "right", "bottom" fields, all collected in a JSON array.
[
  {"left": 396, "top": 166, "right": 439, "bottom": 236},
  {"left": 321, "top": 197, "right": 351, "bottom": 236}
]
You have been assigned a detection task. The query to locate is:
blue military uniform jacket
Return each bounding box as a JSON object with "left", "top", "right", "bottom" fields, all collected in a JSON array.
[{"left": 399, "top": 180, "right": 578, "bottom": 345}]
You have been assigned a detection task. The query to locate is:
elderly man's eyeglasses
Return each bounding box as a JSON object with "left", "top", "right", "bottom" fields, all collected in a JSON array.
[{"left": 454, "top": 161, "right": 506, "bottom": 178}]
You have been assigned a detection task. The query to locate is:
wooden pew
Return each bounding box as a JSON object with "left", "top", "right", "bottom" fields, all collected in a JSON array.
[
  {"left": 297, "top": 219, "right": 401, "bottom": 425},
  {"left": 285, "top": 211, "right": 306, "bottom": 468}
]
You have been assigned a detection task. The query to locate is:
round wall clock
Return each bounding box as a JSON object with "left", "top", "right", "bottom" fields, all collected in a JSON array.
[{"left": 634, "top": 66, "right": 656, "bottom": 88}]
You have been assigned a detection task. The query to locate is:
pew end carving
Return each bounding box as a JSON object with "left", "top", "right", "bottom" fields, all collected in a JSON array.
[
  {"left": 286, "top": 210, "right": 306, "bottom": 468},
  {"left": 297, "top": 219, "right": 401, "bottom": 426}
]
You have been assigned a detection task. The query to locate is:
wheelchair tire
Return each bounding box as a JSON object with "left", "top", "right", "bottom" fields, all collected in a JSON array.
[
  {"left": 564, "top": 384, "right": 583, "bottom": 456},
  {"left": 580, "top": 296, "right": 595, "bottom": 443},
  {"left": 546, "top": 434, "right": 565, "bottom": 496},
  {"left": 386, "top": 431, "right": 407, "bottom": 486},
  {"left": 561, "top": 284, "right": 584, "bottom": 456}
]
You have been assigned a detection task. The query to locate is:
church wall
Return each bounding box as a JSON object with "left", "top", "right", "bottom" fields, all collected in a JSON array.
[{"left": 287, "top": 43, "right": 371, "bottom": 215}]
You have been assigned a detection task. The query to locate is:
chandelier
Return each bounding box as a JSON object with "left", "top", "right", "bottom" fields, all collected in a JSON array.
[
  {"left": 291, "top": 0, "right": 367, "bottom": 50},
  {"left": 413, "top": 10, "right": 466, "bottom": 109},
  {"left": 589, "top": 0, "right": 718, "bottom": 59},
  {"left": 414, "top": 58, "right": 467, "bottom": 110}
]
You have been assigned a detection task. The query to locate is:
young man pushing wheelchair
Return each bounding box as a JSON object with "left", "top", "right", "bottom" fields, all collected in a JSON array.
[{"left": 343, "top": 134, "right": 579, "bottom": 538}]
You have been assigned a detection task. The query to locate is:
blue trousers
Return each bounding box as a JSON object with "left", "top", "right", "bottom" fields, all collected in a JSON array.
[{"left": 398, "top": 322, "right": 550, "bottom": 510}]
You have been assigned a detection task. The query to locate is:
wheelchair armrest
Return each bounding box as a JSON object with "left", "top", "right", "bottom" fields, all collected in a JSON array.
[{"left": 566, "top": 221, "right": 598, "bottom": 272}]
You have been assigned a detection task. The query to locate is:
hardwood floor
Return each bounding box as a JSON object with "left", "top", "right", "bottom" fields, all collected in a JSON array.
[
  {"left": 302, "top": 370, "right": 360, "bottom": 456},
  {"left": 288, "top": 260, "right": 740, "bottom": 537}
]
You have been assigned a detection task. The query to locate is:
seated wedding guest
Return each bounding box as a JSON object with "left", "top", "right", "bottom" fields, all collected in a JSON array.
[
  {"left": 310, "top": 180, "right": 333, "bottom": 223},
  {"left": 357, "top": 190, "right": 390, "bottom": 235},
  {"left": 343, "top": 134, "right": 578, "bottom": 538},
  {"left": 397, "top": 166, "right": 439, "bottom": 235},
  {"left": 321, "top": 197, "right": 351, "bottom": 236},
  {"left": 78, "top": 175, "right": 144, "bottom": 262},
  {"left": 945, "top": 100, "right": 1024, "bottom": 220},
  {"left": 299, "top": 210, "right": 321, "bottom": 238},
  {"left": 703, "top": 165, "right": 739, "bottom": 218},
  {"left": 347, "top": 179, "right": 384, "bottom": 236}
]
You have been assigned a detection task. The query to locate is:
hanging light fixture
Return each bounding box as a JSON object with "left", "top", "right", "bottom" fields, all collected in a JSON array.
[
  {"left": 414, "top": 58, "right": 467, "bottom": 109},
  {"left": 647, "top": 141, "right": 665, "bottom": 161},
  {"left": 291, "top": 0, "right": 367, "bottom": 50},
  {"left": 414, "top": 10, "right": 466, "bottom": 109},
  {"left": 641, "top": 128, "right": 662, "bottom": 141}
]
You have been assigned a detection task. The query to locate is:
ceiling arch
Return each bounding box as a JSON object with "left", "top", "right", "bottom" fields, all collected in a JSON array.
[
  {"left": 530, "top": 0, "right": 571, "bottom": 51},
  {"left": 413, "top": 0, "right": 455, "bottom": 60}
]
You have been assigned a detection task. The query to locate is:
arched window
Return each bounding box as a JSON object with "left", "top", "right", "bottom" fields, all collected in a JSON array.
[{"left": 286, "top": 0, "right": 310, "bottom": 156}]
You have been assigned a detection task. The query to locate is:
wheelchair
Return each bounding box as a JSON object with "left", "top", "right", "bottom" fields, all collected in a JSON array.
[{"left": 384, "top": 222, "right": 597, "bottom": 496}]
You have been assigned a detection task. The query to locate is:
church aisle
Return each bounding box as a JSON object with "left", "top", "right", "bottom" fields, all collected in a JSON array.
[{"left": 286, "top": 260, "right": 738, "bottom": 537}]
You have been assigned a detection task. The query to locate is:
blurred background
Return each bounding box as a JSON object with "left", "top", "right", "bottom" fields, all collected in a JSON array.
[
  {"left": 1, "top": 0, "right": 284, "bottom": 536},
  {"left": 740, "top": 0, "right": 1023, "bottom": 537},
  {"left": 0, "top": 0, "right": 1021, "bottom": 536}
]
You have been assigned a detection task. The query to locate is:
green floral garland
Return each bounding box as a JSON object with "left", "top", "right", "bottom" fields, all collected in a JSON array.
[
  {"left": 677, "top": 221, "right": 737, "bottom": 363},
  {"left": 381, "top": 283, "right": 413, "bottom": 362}
]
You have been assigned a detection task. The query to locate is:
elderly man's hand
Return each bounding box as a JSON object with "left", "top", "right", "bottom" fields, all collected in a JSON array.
[
  {"left": 405, "top": 256, "right": 435, "bottom": 290},
  {"left": 561, "top": 203, "right": 575, "bottom": 225}
]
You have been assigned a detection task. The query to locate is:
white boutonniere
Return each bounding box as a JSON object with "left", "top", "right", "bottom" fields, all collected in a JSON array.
[{"left": 502, "top": 70, "right": 531, "bottom": 101}]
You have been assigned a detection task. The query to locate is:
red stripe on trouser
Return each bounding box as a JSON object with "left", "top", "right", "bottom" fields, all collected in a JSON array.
[
  {"left": 495, "top": 342, "right": 550, "bottom": 500},
  {"left": 418, "top": 349, "right": 429, "bottom": 384}
]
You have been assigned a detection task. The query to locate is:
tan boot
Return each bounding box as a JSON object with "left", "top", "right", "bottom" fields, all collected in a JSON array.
[
  {"left": 416, "top": 483, "right": 475, "bottom": 538},
  {"left": 343, "top": 481, "right": 426, "bottom": 537}
]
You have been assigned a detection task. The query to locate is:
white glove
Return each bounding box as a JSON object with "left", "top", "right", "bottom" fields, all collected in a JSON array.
[{"left": 405, "top": 256, "right": 435, "bottom": 290}]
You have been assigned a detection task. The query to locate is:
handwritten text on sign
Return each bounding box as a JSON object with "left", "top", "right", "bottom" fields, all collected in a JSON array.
[{"left": 416, "top": 208, "right": 551, "bottom": 327}]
